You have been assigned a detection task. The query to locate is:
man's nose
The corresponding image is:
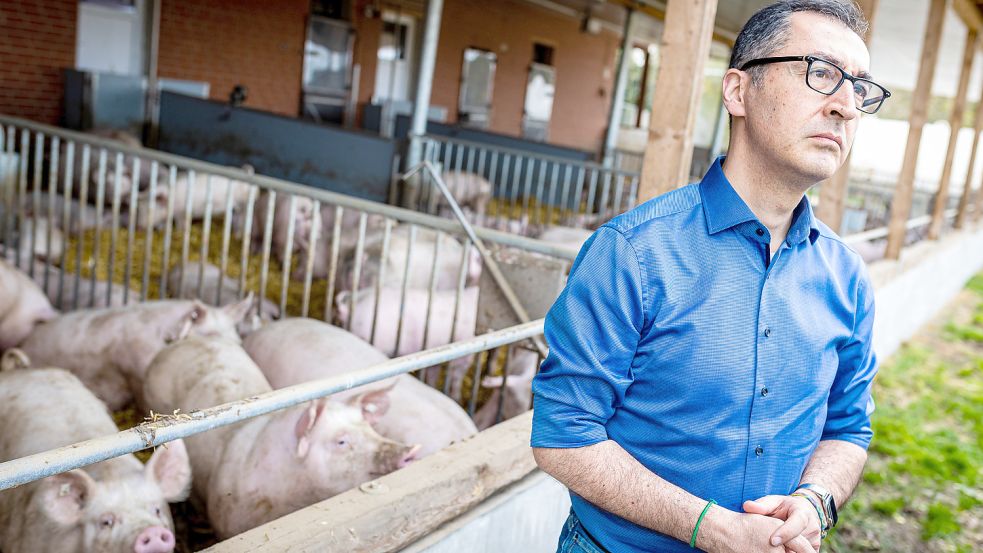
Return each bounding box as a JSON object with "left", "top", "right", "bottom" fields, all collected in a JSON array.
[{"left": 826, "top": 82, "right": 859, "bottom": 121}]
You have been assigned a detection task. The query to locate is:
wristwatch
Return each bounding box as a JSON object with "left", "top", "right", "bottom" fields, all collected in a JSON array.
[{"left": 797, "top": 483, "right": 838, "bottom": 535}]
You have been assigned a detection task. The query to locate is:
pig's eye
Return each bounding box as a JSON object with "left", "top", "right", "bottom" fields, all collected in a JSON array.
[
  {"left": 99, "top": 514, "right": 116, "bottom": 529},
  {"left": 336, "top": 439, "right": 348, "bottom": 447},
  {"left": 154, "top": 506, "right": 162, "bottom": 518}
]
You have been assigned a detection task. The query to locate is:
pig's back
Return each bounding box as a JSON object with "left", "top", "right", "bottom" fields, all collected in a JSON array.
[
  {"left": 244, "top": 318, "right": 390, "bottom": 388},
  {"left": 143, "top": 336, "right": 271, "bottom": 414}
]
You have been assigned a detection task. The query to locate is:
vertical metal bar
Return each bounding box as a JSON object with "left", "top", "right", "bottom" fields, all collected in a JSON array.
[
  {"left": 107, "top": 152, "right": 124, "bottom": 305},
  {"left": 346, "top": 213, "right": 369, "bottom": 331},
  {"left": 546, "top": 161, "right": 560, "bottom": 225},
  {"left": 177, "top": 170, "right": 196, "bottom": 299},
  {"left": 468, "top": 345, "right": 498, "bottom": 417},
  {"left": 72, "top": 144, "right": 91, "bottom": 309},
  {"left": 28, "top": 133, "right": 44, "bottom": 280},
  {"left": 43, "top": 137, "right": 60, "bottom": 294},
  {"left": 197, "top": 175, "right": 215, "bottom": 298},
  {"left": 368, "top": 218, "right": 393, "bottom": 345},
  {"left": 533, "top": 160, "right": 548, "bottom": 225},
  {"left": 258, "top": 189, "right": 276, "bottom": 316},
  {"left": 585, "top": 168, "right": 599, "bottom": 219},
  {"left": 55, "top": 140, "right": 75, "bottom": 309},
  {"left": 599, "top": 171, "right": 613, "bottom": 221},
  {"left": 0, "top": 126, "right": 10, "bottom": 254},
  {"left": 393, "top": 224, "right": 416, "bottom": 356},
  {"left": 323, "top": 205, "right": 343, "bottom": 322},
  {"left": 477, "top": 148, "right": 487, "bottom": 179},
  {"left": 217, "top": 177, "right": 236, "bottom": 306},
  {"left": 524, "top": 158, "right": 537, "bottom": 222},
  {"left": 445, "top": 239, "right": 472, "bottom": 397},
  {"left": 122, "top": 158, "right": 141, "bottom": 306},
  {"left": 510, "top": 155, "right": 523, "bottom": 218},
  {"left": 140, "top": 162, "right": 159, "bottom": 302},
  {"left": 300, "top": 200, "right": 321, "bottom": 318},
  {"left": 559, "top": 163, "right": 573, "bottom": 225},
  {"left": 159, "top": 166, "right": 177, "bottom": 299},
  {"left": 613, "top": 173, "right": 625, "bottom": 217},
  {"left": 15, "top": 130, "right": 29, "bottom": 271},
  {"left": 237, "top": 185, "right": 257, "bottom": 299},
  {"left": 420, "top": 231, "right": 442, "bottom": 352},
  {"left": 278, "top": 194, "right": 298, "bottom": 318},
  {"left": 628, "top": 174, "right": 640, "bottom": 209},
  {"left": 89, "top": 149, "right": 107, "bottom": 307},
  {"left": 465, "top": 145, "right": 475, "bottom": 174}
]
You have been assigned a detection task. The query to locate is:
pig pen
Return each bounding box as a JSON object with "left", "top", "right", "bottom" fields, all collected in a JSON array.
[{"left": 0, "top": 115, "right": 578, "bottom": 552}]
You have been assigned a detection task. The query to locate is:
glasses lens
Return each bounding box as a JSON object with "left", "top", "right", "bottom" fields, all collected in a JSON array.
[
  {"left": 806, "top": 59, "right": 843, "bottom": 94},
  {"left": 855, "top": 80, "right": 887, "bottom": 113}
]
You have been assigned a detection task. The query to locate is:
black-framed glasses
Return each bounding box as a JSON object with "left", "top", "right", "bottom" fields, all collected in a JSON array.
[{"left": 740, "top": 55, "right": 891, "bottom": 114}]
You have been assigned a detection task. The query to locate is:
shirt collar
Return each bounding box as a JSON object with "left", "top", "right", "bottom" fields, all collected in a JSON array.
[{"left": 699, "top": 156, "right": 821, "bottom": 246}]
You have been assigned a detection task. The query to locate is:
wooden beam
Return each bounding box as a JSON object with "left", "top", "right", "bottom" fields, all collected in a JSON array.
[
  {"left": 606, "top": 0, "right": 736, "bottom": 46},
  {"left": 929, "top": 29, "right": 978, "bottom": 238},
  {"left": 202, "top": 412, "right": 538, "bottom": 553},
  {"left": 954, "top": 0, "right": 983, "bottom": 32},
  {"left": 885, "top": 0, "right": 947, "bottom": 259},
  {"left": 955, "top": 59, "right": 983, "bottom": 228},
  {"left": 637, "top": 0, "right": 718, "bottom": 201},
  {"left": 815, "top": 0, "right": 880, "bottom": 234}
]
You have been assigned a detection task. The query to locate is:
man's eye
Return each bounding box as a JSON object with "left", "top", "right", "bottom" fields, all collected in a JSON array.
[{"left": 853, "top": 83, "right": 870, "bottom": 98}]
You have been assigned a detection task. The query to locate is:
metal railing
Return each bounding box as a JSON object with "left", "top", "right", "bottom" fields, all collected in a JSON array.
[{"left": 411, "top": 134, "right": 640, "bottom": 229}]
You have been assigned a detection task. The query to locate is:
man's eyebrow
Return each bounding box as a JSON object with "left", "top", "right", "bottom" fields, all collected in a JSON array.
[{"left": 810, "top": 51, "right": 873, "bottom": 79}]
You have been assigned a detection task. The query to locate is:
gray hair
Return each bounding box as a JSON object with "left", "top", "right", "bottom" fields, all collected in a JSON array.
[{"left": 730, "top": 0, "right": 868, "bottom": 84}]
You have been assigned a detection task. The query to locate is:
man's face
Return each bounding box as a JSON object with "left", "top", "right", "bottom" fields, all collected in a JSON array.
[{"left": 742, "top": 11, "right": 871, "bottom": 182}]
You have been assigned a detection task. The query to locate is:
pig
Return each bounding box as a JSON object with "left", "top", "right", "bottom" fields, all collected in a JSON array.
[
  {"left": 17, "top": 297, "right": 252, "bottom": 410},
  {"left": 472, "top": 346, "right": 539, "bottom": 430},
  {"left": 165, "top": 262, "right": 280, "bottom": 330},
  {"left": 0, "top": 258, "right": 58, "bottom": 350},
  {"left": 534, "top": 224, "right": 593, "bottom": 250},
  {"left": 27, "top": 259, "right": 132, "bottom": 310},
  {"left": 243, "top": 318, "right": 478, "bottom": 457},
  {"left": 339, "top": 225, "right": 481, "bottom": 292},
  {"left": 142, "top": 335, "right": 420, "bottom": 538},
  {"left": 433, "top": 171, "right": 493, "bottom": 224},
  {"left": 0, "top": 350, "right": 192, "bottom": 553},
  {"left": 16, "top": 216, "right": 65, "bottom": 262},
  {"left": 134, "top": 170, "right": 257, "bottom": 230},
  {"left": 20, "top": 192, "right": 115, "bottom": 234},
  {"left": 53, "top": 128, "right": 164, "bottom": 207},
  {"left": 334, "top": 286, "right": 479, "bottom": 399},
  {"left": 250, "top": 192, "right": 387, "bottom": 281}
]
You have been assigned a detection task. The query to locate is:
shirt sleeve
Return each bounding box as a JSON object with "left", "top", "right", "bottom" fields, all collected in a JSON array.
[
  {"left": 822, "top": 271, "right": 877, "bottom": 449},
  {"left": 530, "top": 226, "right": 646, "bottom": 449}
]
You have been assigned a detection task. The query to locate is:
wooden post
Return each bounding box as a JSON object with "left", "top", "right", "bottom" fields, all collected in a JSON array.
[
  {"left": 928, "top": 29, "right": 978, "bottom": 239},
  {"left": 637, "top": 0, "right": 718, "bottom": 201},
  {"left": 885, "top": 0, "right": 947, "bottom": 260},
  {"left": 955, "top": 75, "right": 983, "bottom": 229},
  {"left": 815, "top": 0, "right": 880, "bottom": 234}
]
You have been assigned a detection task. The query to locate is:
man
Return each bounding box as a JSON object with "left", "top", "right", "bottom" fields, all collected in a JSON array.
[{"left": 531, "top": 1, "right": 885, "bottom": 552}]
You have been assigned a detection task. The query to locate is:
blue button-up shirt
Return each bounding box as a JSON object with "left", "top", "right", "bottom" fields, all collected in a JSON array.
[{"left": 531, "top": 157, "right": 877, "bottom": 552}]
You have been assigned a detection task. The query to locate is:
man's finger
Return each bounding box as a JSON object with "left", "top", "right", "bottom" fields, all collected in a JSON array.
[
  {"left": 743, "top": 495, "right": 786, "bottom": 515},
  {"left": 770, "top": 511, "right": 809, "bottom": 547},
  {"left": 783, "top": 534, "right": 818, "bottom": 553}
]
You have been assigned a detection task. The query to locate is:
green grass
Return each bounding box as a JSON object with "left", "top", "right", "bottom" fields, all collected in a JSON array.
[{"left": 828, "top": 272, "right": 983, "bottom": 553}]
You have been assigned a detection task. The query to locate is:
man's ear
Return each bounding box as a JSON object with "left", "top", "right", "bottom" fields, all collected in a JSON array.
[{"left": 721, "top": 68, "right": 749, "bottom": 118}]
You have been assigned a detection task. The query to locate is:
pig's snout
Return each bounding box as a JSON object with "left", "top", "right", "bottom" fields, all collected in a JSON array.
[
  {"left": 133, "top": 526, "right": 175, "bottom": 553},
  {"left": 398, "top": 444, "right": 423, "bottom": 469}
]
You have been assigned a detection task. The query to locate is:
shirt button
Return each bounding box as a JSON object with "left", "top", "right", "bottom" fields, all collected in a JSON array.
[
  {"left": 755, "top": 446, "right": 764, "bottom": 457},
  {"left": 763, "top": 327, "right": 771, "bottom": 338},
  {"left": 761, "top": 387, "right": 769, "bottom": 397},
  {"left": 756, "top": 228, "right": 765, "bottom": 236}
]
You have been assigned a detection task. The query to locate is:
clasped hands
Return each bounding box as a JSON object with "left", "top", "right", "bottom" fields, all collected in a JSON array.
[{"left": 741, "top": 494, "right": 823, "bottom": 553}]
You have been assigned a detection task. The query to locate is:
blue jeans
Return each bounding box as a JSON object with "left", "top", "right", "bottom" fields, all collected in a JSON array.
[{"left": 556, "top": 509, "right": 608, "bottom": 553}]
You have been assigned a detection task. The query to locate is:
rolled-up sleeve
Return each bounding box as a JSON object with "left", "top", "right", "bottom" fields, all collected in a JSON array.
[
  {"left": 531, "top": 226, "right": 646, "bottom": 449},
  {"left": 822, "top": 273, "right": 877, "bottom": 449}
]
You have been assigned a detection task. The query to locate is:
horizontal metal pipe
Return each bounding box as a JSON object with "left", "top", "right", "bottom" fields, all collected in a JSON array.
[{"left": 0, "top": 320, "right": 545, "bottom": 492}]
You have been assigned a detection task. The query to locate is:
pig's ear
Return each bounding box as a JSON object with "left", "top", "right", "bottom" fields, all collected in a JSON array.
[
  {"left": 294, "top": 401, "right": 326, "bottom": 458},
  {"left": 145, "top": 439, "right": 192, "bottom": 502},
  {"left": 168, "top": 302, "right": 207, "bottom": 343},
  {"left": 221, "top": 294, "right": 254, "bottom": 324},
  {"left": 39, "top": 469, "right": 97, "bottom": 524},
  {"left": 349, "top": 386, "right": 392, "bottom": 425}
]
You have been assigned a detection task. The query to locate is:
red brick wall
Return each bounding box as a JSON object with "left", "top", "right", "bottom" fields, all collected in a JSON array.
[
  {"left": 157, "top": 0, "right": 309, "bottom": 117},
  {"left": 353, "top": 0, "right": 620, "bottom": 154},
  {"left": 0, "top": 0, "right": 77, "bottom": 125}
]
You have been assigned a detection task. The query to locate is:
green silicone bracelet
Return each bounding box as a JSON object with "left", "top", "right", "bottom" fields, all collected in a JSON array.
[{"left": 690, "top": 499, "right": 717, "bottom": 548}]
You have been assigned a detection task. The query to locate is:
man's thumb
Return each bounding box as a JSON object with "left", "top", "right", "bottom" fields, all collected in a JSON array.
[{"left": 742, "top": 495, "right": 782, "bottom": 514}]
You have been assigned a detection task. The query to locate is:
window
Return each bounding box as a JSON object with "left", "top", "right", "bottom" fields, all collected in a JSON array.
[
  {"left": 620, "top": 44, "right": 658, "bottom": 128},
  {"left": 533, "top": 42, "right": 554, "bottom": 66}
]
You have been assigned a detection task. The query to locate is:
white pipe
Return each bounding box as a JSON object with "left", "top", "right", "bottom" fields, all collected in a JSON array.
[
  {"left": 406, "top": 0, "right": 444, "bottom": 169},
  {"left": 603, "top": 8, "right": 635, "bottom": 165}
]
